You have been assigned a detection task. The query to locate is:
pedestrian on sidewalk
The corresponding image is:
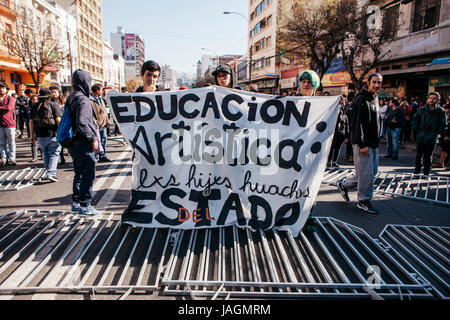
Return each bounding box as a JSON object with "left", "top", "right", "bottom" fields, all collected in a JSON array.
[
  {"left": 412, "top": 92, "right": 447, "bottom": 175},
  {"left": 29, "top": 88, "right": 62, "bottom": 182},
  {"left": 384, "top": 99, "right": 405, "bottom": 160},
  {"left": 90, "top": 83, "right": 111, "bottom": 162},
  {"left": 66, "top": 69, "right": 101, "bottom": 216},
  {"left": 337, "top": 73, "right": 383, "bottom": 215},
  {"left": 0, "top": 83, "right": 16, "bottom": 166}
]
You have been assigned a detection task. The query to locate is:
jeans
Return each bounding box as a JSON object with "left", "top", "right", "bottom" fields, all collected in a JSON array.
[
  {"left": 342, "top": 145, "right": 379, "bottom": 202},
  {"left": 380, "top": 118, "right": 387, "bottom": 138},
  {"left": 37, "top": 137, "right": 62, "bottom": 177},
  {"left": 99, "top": 126, "right": 108, "bottom": 159},
  {"left": 0, "top": 127, "right": 16, "bottom": 161},
  {"left": 415, "top": 142, "right": 435, "bottom": 175},
  {"left": 386, "top": 127, "right": 401, "bottom": 159},
  {"left": 68, "top": 143, "right": 96, "bottom": 207}
]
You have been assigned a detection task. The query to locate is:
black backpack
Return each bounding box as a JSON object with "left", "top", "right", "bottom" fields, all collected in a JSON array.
[{"left": 34, "top": 101, "right": 56, "bottom": 128}]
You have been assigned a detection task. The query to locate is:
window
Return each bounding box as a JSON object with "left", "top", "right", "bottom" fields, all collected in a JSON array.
[
  {"left": 412, "top": 0, "right": 441, "bottom": 32},
  {"left": 382, "top": 5, "right": 399, "bottom": 39}
]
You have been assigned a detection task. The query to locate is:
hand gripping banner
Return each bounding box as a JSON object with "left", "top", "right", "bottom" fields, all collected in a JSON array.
[{"left": 107, "top": 87, "right": 340, "bottom": 237}]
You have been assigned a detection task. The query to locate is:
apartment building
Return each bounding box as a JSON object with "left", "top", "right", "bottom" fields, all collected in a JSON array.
[
  {"left": 377, "top": 0, "right": 450, "bottom": 98},
  {"left": 110, "top": 27, "right": 145, "bottom": 82},
  {"left": 55, "top": 0, "right": 104, "bottom": 84},
  {"left": 0, "top": 0, "right": 31, "bottom": 93},
  {"left": 247, "top": 0, "right": 278, "bottom": 93}
]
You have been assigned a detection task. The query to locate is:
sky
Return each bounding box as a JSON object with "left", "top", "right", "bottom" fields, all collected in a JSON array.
[{"left": 102, "top": 0, "right": 249, "bottom": 75}]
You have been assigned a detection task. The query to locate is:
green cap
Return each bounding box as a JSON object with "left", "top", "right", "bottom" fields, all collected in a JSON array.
[{"left": 298, "top": 70, "right": 321, "bottom": 89}]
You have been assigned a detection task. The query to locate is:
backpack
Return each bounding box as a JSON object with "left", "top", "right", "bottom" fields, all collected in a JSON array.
[
  {"left": 56, "top": 106, "right": 74, "bottom": 148},
  {"left": 34, "top": 101, "right": 56, "bottom": 128},
  {"left": 90, "top": 98, "right": 108, "bottom": 128}
]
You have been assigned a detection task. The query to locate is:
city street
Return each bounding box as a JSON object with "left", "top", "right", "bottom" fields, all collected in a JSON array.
[{"left": 0, "top": 136, "right": 448, "bottom": 300}]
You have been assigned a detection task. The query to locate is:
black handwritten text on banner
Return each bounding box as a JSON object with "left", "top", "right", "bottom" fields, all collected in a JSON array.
[{"left": 107, "top": 86, "right": 340, "bottom": 236}]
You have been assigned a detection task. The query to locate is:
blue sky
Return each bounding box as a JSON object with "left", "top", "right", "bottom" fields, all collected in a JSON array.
[{"left": 102, "top": 0, "right": 249, "bottom": 75}]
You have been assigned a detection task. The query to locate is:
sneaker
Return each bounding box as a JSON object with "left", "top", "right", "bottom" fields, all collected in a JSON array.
[
  {"left": 71, "top": 202, "right": 81, "bottom": 212},
  {"left": 78, "top": 205, "right": 102, "bottom": 216},
  {"left": 9, "top": 160, "right": 16, "bottom": 166},
  {"left": 30, "top": 157, "right": 37, "bottom": 162},
  {"left": 357, "top": 200, "right": 380, "bottom": 214},
  {"left": 331, "top": 162, "right": 340, "bottom": 168},
  {"left": 40, "top": 173, "right": 49, "bottom": 181},
  {"left": 337, "top": 181, "right": 350, "bottom": 202},
  {"left": 47, "top": 175, "right": 58, "bottom": 182},
  {"left": 98, "top": 157, "right": 112, "bottom": 163}
]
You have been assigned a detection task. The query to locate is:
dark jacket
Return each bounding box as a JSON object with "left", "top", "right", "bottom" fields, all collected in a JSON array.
[
  {"left": 334, "top": 105, "right": 349, "bottom": 137},
  {"left": 386, "top": 107, "right": 405, "bottom": 129},
  {"left": 411, "top": 104, "right": 447, "bottom": 144},
  {"left": 66, "top": 69, "right": 96, "bottom": 144},
  {"left": 350, "top": 89, "right": 381, "bottom": 149}
]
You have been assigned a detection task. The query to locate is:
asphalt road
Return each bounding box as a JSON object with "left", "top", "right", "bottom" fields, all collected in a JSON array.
[
  {"left": 0, "top": 135, "right": 448, "bottom": 300},
  {"left": 2, "top": 136, "right": 448, "bottom": 234}
]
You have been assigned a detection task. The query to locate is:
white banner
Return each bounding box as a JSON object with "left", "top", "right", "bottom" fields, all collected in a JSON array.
[{"left": 107, "top": 87, "right": 340, "bottom": 236}]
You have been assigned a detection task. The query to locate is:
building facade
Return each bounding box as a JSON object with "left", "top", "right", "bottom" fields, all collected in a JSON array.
[
  {"left": 110, "top": 27, "right": 145, "bottom": 82},
  {"left": 0, "top": 0, "right": 32, "bottom": 93},
  {"left": 247, "top": 0, "right": 278, "bottom": 93},
  {"left": 377, "top": 0, "right": 450, "bottom": 99},
  {"left": 54, "top": 0, "right": 104, "bottom": 84},
  {"left": 103, "top": 41, "right": 125, "bottom": 90}
]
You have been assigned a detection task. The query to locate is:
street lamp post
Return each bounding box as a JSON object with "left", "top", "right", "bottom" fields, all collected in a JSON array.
[{"left": 223, "top": 11, "right": 253, "bottom": 84}]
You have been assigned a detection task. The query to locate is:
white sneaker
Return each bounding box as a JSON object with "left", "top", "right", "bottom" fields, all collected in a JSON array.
[{"left": 78, "top": 205, "right": 102, "bottom": 216}]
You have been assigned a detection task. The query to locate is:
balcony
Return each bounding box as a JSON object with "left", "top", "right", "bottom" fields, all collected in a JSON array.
[{"left": 0, "top": 0, "right": 16, "bottom": 19}]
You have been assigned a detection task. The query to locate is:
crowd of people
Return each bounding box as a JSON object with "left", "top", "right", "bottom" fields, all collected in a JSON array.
[{"left": 0, "top": 61, "right": 449, "bottom": 217}]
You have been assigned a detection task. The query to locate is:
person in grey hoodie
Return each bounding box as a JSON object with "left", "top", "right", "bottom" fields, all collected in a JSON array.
[{"left": 66, "top": 69, "right": 101, "bottom": 215}]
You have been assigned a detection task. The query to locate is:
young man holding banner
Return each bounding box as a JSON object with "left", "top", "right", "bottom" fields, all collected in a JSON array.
[
  {"left": 212, "top": 64, "right": 234, "bottom": 88},
  {"left": 337, "top": 73, "right": 383, "bottom": 215},
  {"left": 136, "top": 60, "right": 161, "bottom": 93}
]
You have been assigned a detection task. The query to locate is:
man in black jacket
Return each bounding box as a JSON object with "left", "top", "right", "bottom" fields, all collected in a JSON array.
[
  {"left": 337, "top": 73, "right": 383, "bottom": 214},
  {"left": 66, "top": 69, "right": 101, "bottom": 216}
]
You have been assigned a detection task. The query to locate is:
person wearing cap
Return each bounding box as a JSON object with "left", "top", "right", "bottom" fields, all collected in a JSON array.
[
  {"left": 0, "top": 82, "right": 16, "bottom": 166},
  {"left": 298, "top": 70, "right": 320, "bottom": 96},
  {"left": 212, "top": 64, "right": 234, "bottom": 88},
  {"left": 29, "top": 88, "right": 62, "bottom": 182}
]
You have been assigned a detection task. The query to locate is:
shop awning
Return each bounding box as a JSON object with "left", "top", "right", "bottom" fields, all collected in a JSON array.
[{"left": 429, "top": 57, "right": 450, "bottom": 66}]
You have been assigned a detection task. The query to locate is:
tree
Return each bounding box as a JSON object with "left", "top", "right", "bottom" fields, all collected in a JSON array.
[
  {"left": 277, "top": 0, "right": 401, "bottom": 90},
  {"left": 277, "top": 0, "right": 357, "bottom": 80},
  {"left": 0, "top": 7, "right": 66, "bottom": 92},
  {"left": 340, "top": 2, "right": 400, "bottom": 90}
]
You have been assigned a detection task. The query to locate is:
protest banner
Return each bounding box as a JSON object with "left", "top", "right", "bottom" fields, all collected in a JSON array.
[{"left": 107, "top": 87, "right": 340, "bottom": 236}]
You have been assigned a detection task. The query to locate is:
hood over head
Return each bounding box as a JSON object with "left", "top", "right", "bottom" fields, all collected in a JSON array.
[{"left": 72, "top": 69, "right": 92, "bottom": 97}]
